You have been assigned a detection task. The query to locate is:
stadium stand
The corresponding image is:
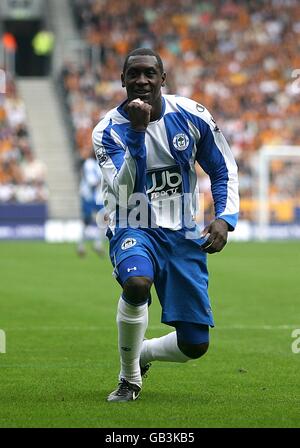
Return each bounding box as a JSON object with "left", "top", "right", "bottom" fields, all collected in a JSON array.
[
  {"left": 0, "top": 73, "right": 48, "bottom": 204},
  {"left": 61, "top": 0, "right": 300, "bottom": 224}
]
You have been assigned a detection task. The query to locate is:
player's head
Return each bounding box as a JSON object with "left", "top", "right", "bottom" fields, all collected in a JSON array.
[
  {"left": 121, "top": 48, "right": 166, "bottom": 107},
  {"left": 122, "top": 48, "right": 164, "bottom": 75}
]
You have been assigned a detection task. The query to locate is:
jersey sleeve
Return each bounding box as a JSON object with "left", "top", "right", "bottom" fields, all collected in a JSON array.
[
  {"left": 196, "top": 120, "right": 239, "bottom": 230},
  {"left": 176, "top": 97, "right": 239, "bottom": 230},
  {"left": 92, "top": 117, "right": 147, "bottom": 201}
]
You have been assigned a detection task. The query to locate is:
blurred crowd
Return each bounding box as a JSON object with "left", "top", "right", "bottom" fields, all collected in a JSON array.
[
  {"left": 61, "top": 0, "right": 300, "bottom": 223},
  {"left": 0, "top": 74, "right": 48, "bottom": 203}
]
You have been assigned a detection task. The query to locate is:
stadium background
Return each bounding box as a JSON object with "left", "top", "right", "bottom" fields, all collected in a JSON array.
[{"left": 0, "top": 0, "right": 299, "bottom": 429}]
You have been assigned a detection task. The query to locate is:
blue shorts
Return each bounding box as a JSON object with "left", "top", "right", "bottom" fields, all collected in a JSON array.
[{"left": 108, "top": 227, "right": 214, "bottom": 328}]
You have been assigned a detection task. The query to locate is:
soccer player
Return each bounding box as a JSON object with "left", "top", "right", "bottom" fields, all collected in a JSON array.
[
  {"left": 77, "top": 149, "right": 106, "bottom": 257},
  {"left": 92, "top": 48, "right": 239, "bottom": 402}
]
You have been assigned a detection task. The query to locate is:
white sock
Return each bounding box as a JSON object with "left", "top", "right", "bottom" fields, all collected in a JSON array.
[
  {"left": 117, "top": 297, "right": 148, "bottom": 387},
  {"left": 140, "top": 331, "right": 190, "bottom": 366}
]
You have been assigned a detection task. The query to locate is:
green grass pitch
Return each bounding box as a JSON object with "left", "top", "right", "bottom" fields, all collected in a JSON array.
[{"left": 0, "top": 241, "right": 299, "bottom": 428}]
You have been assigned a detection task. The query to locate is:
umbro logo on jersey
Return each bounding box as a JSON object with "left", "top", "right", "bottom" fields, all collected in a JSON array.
[
  {"left": 173, "top": 133, "right": 189, "bottom": 151},
  {"left": 121, "top": 238, "right": 137, "bottom": 250},
  {"left": 127, "top": 267, "right": 137, "bottom": 272}
]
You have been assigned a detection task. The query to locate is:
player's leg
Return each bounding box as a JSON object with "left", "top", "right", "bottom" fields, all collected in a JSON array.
[
  {"left": 140, "top": 228, "right": 212, "bottom": 369},
  {"left": 77, "top": 199, "right": 91, "bottom": 257},
  {"left": 117, "top": 261, "right": 153, "bottom": 386},
  {"left": 175, "top": 321, "right": 209, "bottom": 358},
  {"left": 107, "top": 255, "right": 154, "bottom": 402},
  {"left": 140, "top": 322, "right": 209, "bottom": 366}
]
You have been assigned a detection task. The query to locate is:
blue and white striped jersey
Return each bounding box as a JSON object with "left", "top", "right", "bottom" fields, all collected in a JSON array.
[{"left": 92, "top": 95, "right": 239, "bottom": 232}]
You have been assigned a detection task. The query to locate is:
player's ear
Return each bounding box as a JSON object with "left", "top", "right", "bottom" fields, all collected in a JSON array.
[
  {"left": 161, "top": 72, "right": 166, "bottom": 87},
  {"left": 121, "top": 73, "right": 125, "bottom": 88}
]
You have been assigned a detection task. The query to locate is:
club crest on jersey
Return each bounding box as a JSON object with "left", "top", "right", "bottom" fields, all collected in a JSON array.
[
  {"left": 173, "top": 133, "right": 189, "bottom": 151},
  {"left": 121, "top": 238, "right": 137, "bottom": 250},
  {"left": 95, "top": 145, "right": 108, "bottom": 166}
]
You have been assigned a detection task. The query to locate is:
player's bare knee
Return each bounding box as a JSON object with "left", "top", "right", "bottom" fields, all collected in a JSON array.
[
  {"left": 178, "top": 341, "right": 209, "bottom": 359},
  {"left": 123, "top": 276, "right": 152, "bottom": 304}
]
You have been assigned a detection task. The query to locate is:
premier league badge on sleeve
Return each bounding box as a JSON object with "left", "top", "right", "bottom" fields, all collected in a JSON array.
[{"left": 95, "top": 145, "right": 108, "bottom": 166}]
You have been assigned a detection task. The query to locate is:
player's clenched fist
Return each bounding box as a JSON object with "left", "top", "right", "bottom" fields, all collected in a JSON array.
[
  {"left": 127, "top": 98, "right": 152, "bottom": 131},
  {"left": 201, "top": 219, "right": 228, "bottom": 254}
]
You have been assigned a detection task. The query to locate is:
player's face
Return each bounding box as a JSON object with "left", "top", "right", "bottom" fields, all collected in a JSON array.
[{"left": 121, "top": 55, "right": 166, "bottom": 107}]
